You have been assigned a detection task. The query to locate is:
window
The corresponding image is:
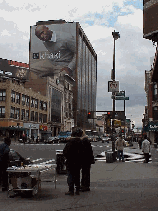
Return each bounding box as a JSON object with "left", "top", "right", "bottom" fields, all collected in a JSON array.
[
  {"left": 35, "top": 112, "right": 38, "bottom": 122},
  {"left": 31, "top": 97, "right": 34, "bottom": 108},
  {"left": 43, "top": 114, "right": 47, "bottom": 123},
  {"left": 39, "top": 113, "right": 43, "bottom": 123},
  {"left": 26, "top": 110, "right": 29, "bottom": 121},
  {"left": 26, "top": 96, "right": 30, "bottom": 107},
  {"left": 43, "top": 102, "right": 47, "bottom": 111},
  {"left": 15, "top": 108, "right": 20, "bottom": 120},
  {"left": 69, "top": 103, "right": 71, "bottom": 110},
  {"left": 40, "top": 101, "right": 43, "bottom": 110},
  {"left": 22, "top": 94, "right": 26, "bottom": 105},
  {"left": 35, "top": 99, "right": 38, "bottom": 109},
  {"left": 0, "top": 106, "right": 5, "bottom": 118},
  {"left": 31, "top": 111, "right": 34, "bottom": 121},
  {"left": 16, "top": 92, "right": 20, "bottom": 104},
  {"left": 154, "top": 83, "right": 158, "bottom": 100},
  {"left": 21, "top": 109, "right": 25, "bottom": 120},
  {"left": 0, "top": 89, "right": 6, "bottom": 101},
  {"left": 11, "top": 91, "right": 15, "bottom": 103},
  {"left": 10, "top": 107, "right": 15, "bottom": 118}
]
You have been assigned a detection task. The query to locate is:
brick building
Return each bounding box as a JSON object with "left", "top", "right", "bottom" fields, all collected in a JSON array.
[
  {"left": 0, "top": 76, "right": 49, "bottom": 140},
  {"left": 24, "top": 71, "right": 74, "bottom": 136},
  {"left": 143, "top": 46, "right": 158, "bottom": 143}
]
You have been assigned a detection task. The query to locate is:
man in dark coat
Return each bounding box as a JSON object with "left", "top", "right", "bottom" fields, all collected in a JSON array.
[
  {"left": 63, "top": 128, "right": 83, "bottom": 195},
  {"left": 0, "top": 137, "right": 11, "bottom": 191},
  {"left": 80, "top": 132, "right": 95, "bottom": 192}
]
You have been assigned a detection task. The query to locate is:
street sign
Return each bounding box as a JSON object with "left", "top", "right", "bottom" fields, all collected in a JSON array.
[
  {"left": 115, "top": 96, "right": 129, "bottom": 100},
  {"left": 108, "top": 81, "right": 119, "bottom": 92},
  {"left": 115, "top": 91, "right": 125, "bottom": 96}
]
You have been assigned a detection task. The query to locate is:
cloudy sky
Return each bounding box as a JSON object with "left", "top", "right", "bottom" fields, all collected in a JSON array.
[{"left": 0, "top": 0, "right": 156, "bottom": 128}]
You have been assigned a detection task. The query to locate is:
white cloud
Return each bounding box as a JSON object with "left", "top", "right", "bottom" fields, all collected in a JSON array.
[
  {"left": 117, "top": 8, "right": 143, "bottom": 30},
  {"left": 1, "top": 29, "right": 11, "bottom": 36}
]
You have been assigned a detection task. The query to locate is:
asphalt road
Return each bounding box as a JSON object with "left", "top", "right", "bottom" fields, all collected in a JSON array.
[{"left": 10, "top": 140, "right": 111, "bottom": 161}]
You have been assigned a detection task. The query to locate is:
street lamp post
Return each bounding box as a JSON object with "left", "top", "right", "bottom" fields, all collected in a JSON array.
[{"left": 111, "top": 30, "right": 120, "bottom": 154}]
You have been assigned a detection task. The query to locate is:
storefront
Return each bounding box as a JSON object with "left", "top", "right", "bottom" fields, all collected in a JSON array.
[
  {"left": 23, "top": 123, "right": 39, "bottom": 140},
  {"left": 0, "top": 126, "right": 26, "bottom": 141}
]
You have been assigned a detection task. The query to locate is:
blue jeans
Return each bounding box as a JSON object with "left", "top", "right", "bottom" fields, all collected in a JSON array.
[{"left": 117, "top": 150, "right": 124, "bottom": 161}]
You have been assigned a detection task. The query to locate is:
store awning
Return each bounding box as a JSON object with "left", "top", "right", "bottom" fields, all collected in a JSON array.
[{"left": 0, "top": 127, "right": 26, "bottom": 131}]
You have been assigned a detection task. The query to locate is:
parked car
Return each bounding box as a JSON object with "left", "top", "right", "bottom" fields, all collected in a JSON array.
[
  {"left": 44, "top": 136, "right": 59, "bottom": 144},
  {"left": 102, "top": 136, "right": 111, "bottom": 143},
  {"left": 57, "top": 131, "right": 72, "bottom": 143},
  {"left": 9, "top": 149, "right": 32, "bottom": 167}
]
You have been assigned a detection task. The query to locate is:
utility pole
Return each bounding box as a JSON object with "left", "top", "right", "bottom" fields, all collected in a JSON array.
[
  {"left": 111, "top": 30, "right": 120, "bottom": 154},
  {"left": 124, "top": 90, "right": 126, "bottom": 138}
]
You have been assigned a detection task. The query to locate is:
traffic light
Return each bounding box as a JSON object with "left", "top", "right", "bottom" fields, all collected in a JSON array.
[
  {"left": 87, "top": 112, "right": 91, "bottom": 119},
  {"left": 121, "top": 129, "right": 124, "bottom": 134},
  {"left": 87, "top": 111, "right": 94, "bottom": 119},
  {"left": 107, "top": 112, "right": 112, "bottom": 119}
]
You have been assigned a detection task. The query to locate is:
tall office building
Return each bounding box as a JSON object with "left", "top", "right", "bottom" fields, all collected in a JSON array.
[{"left": 30, "top": 20, "right": 97, "bottom": 130}]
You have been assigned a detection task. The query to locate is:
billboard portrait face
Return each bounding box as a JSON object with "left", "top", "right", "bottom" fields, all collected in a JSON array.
[{"left": 30, "top": 22, "right": 76, "bottom": 77}]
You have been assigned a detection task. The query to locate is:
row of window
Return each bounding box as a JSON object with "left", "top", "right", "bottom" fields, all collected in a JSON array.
[
  {"left": 10, "top": 106, "right": 47, "bottom": 123},
  {"left": 11, "top": 90, "right": 47, "bottom": 110}
]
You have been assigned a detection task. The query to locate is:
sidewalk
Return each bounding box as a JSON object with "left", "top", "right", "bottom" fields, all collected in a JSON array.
[{"left": 1, "top": 145, "right": 158, "bottom": 210}]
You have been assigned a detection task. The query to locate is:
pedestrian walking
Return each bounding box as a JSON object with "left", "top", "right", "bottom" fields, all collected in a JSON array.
[
  {"left": 80, "top": 130, "right": 95, "bottom": 192},
  {"left": 142, "top": 134, "right": 150, "bottom": 163},
  {"left": 36, "top": 136, "right": 39, "bottom": 144},
  {"left": 138, "top": 138, "right": 143, "bottom": 149},
  {"left": 22, "top": 133, "right": 26, "bottom": 144},
  {"left": 0, "top": 137, "right": 11, "bottom": 191},
  {"left": 115, "top": 134, "right": 126, "bottom": 162},
  {"left": 63, "top": 128, "right": 83, "bottom": 196}
]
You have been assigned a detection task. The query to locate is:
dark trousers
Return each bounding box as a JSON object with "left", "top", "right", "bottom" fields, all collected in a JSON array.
[
  {"left": 81, "top": 165, "right": 91, "bottom": 188},
  {"left": 0, "top": 164, "right": 8, "bottom": 188},
  {"left": 67, "top": 168, "right": 80, "bottom": 192},
  {"left": 144, "top": 153, "right": 149, "bottom": 163}
]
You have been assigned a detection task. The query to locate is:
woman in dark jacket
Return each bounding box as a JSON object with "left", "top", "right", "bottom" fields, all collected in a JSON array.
[
  {"left": 80, "top": 131, "right": 95, "bottom": 192},
  {"left": 63, "top": 128, "right": 83, "bottom": 195}
]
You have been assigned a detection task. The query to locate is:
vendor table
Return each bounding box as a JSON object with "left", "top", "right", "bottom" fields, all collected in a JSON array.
[{"left": 7, "top": 164, "right": 56, "bottom": 198}]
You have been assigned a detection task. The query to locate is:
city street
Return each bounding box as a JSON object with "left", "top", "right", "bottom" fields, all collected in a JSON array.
[
  {"left": 8, "top": 140, "right": 154, "bottom": 174},
  {"left": 1, "top": 141, "right": 158, "bottom": 210}
]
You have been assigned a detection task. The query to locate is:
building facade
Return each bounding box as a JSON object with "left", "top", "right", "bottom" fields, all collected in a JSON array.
[
  {"left": 29, "top": 20, "right": 97, "bottom": 131},
  {"left": 142, "top": 46, "right": 158, "bottom": 143},
  {"left": 0, "top": 76, "right": 49, "bottom": 140}
]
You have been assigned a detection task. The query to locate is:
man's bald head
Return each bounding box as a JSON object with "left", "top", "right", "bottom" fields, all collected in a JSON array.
[{"left": 35, "top": 25, "right": 53, "bottom": 41}]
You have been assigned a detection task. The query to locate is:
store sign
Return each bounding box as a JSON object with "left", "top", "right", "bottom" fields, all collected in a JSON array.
[
  {"left": 114, "top": 119, "right": 121, "bottom": 127},
  {"left": 146, "top": 121, "right": 158, "bottom": 131},
  {"left": 39, "top": 125, "right": 48, "bottom": 131}
]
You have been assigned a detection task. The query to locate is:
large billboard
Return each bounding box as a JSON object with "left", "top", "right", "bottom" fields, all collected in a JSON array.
[
  {"left": 143, "top": 0, "right": 158, "bottom": 41},
  {"left": 0, "top": 58, "right": 29, "bottom": 80},
  {"left": 30, "top": 22, "right": 76, "bottom": 77}
]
